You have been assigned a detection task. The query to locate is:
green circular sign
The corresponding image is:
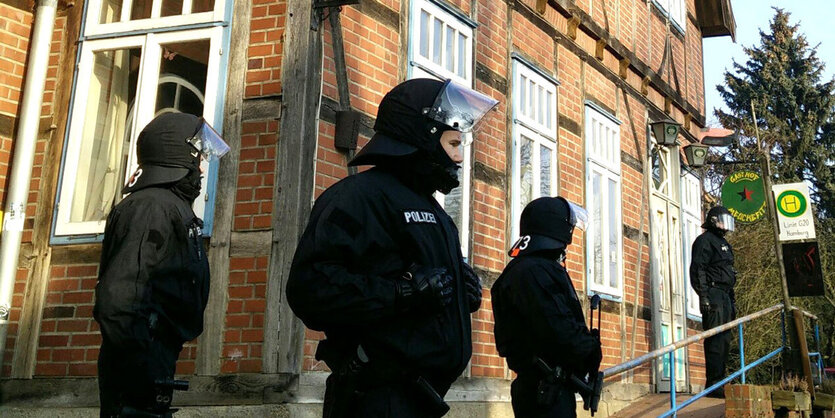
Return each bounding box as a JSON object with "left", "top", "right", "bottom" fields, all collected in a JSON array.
[
  {"left": 776, "top": 190, "right": 807, "bottom": 218},
  {"left": 721, "top": 170, "right": 766, "bottom": 223}
]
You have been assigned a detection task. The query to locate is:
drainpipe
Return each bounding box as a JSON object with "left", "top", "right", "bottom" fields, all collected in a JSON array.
[{"left": 0, "top": 0, "right": 59, "bottom": 362}]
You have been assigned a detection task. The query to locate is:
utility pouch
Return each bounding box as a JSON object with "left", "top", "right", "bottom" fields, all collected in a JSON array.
[{"left": 322, "top": 344, "right": 369, "bottom": 418}]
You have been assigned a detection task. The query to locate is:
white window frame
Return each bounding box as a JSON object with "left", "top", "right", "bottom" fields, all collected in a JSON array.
[
  {"left": 54, "top": 24, "right": 227, "bottom": 238},
  {"left": 585, "top": 105, "right": 623, "bottom": 298},
  {"left": 510, "top": 59, "right": 558, "bottom": 241},
  {"left": 84, "top": 0, "right": 229, "bottom": 38},
  {"left": 408, "top": 0, "right": 475, "bottom": 258},
  {"left": 681, "top": 169, "right": 702, "bottom": 318},
  {"left": 652, "top": 0, "right": 686, "bottom": 32}
]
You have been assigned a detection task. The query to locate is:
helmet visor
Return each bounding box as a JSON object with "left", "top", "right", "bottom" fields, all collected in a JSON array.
[
  {"left": 424, "top": 80, "right": 499, "bottom": 133},
  {"left": 567, "top": 201, "right": 589, "bottom": 232},
  {"left": 187, "top": 119, "right": 230, "bottom": 159},
  {"left": 716, "top": 213, "right": 735, "bottom": 232}
]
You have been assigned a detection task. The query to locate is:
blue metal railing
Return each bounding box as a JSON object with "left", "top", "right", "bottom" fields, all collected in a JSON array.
[{"left": 601, "top": 304, "right": 822, "bottom": 418}]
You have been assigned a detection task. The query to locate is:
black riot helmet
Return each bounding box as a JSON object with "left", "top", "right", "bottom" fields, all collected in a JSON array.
[
  {"left": 349, "top": 78, "right": 498, "bottom": 193},
  {"left": 703, "top": 205, "right": 735, "bottom": 233},
  {"left": 509, "top": 196, "right": 590, "bottom": 257},
  {"left": 123, "top": 113, "right": 229, "bottom": 194}
]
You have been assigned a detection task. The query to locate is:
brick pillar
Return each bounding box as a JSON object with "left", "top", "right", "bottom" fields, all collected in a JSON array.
[{"left": 725, "top": 384, "right": 775, "bottom": 418}]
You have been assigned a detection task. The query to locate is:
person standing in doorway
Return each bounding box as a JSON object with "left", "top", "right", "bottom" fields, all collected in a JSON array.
[{"left": 690, "top": 205, "right": 737, "bottom": 398}]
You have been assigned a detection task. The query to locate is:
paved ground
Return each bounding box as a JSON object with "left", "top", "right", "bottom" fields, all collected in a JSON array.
[{"left": 609, "top": 394, "right": 725, "bottom": 418}]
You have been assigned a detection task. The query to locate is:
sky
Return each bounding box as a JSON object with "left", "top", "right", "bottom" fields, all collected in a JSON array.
[{"left": 702, "top": 0, "right": 835, "bottom": 126}]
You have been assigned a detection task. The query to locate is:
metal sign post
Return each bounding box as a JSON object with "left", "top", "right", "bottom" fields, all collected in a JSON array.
[{"left": 751, "top": 102, "right": 815, "bottom": 396}]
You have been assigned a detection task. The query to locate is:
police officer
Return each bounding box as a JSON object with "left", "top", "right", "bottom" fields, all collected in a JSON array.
[
  {"left": 690, "top": 205, "right": 736, "bottom": 397},
  {"left": 94, "top": 113, "right": 230, "bottom": 417},
  {"left": 491, "top": 197, "right": 602, "bottom": 418},
  {"left": 286, "top": 78, "right": 497, "bottom": 417}
]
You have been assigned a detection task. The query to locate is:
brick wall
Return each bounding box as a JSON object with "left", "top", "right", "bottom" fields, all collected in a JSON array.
[
  {"left": 221, "top": 256, "right": 268, "bottom": 373},
  {"left": 35, "top": 263, "right": 99, "bottom": 377},
  {"left": 235, "top": 120, "right": 277, "bottom": 231},
  {"left": 725, "top": 384, "right": 774, "bottom": 417},
  {"left": 1, "top": 0, "right": 714, "bottom": 391}
]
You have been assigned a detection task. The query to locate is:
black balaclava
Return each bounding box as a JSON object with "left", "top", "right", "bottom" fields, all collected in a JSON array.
[
  {"left": 356, "top": 79, "right": 462, "bottom": 194},
  {"left": 170, "top": 169, "right": 202, "bottom": 204}
]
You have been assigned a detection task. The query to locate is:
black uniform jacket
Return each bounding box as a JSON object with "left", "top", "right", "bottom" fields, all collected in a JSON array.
[
  {"left": 287, "top": 167, "right": 472, "bottom": 390},
  {"left": 491, "top": 254, "right": 599, "bottom": 375},
  {"left": 689, "top": 230, "right": 735, "bottom": 295},
  {"left": 94, "top": 187, "right": 210, "bottom": 349}
]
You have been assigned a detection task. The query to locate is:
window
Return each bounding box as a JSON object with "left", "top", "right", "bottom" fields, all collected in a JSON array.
[
  {"left": 85, "top": 0, "right": 227, "bottom": 37},
  {"left": 652, "top": 0, "right": 686, "bottom": 32},
  {"left": 681, "top": 169, "right": 702, "bottom": 317},
  {"left": 510, "top": 59, "right": 558, "bottom": 240},
  {"left": 409, "top": 0, "right": 475, "bottom": 258},
  {"left": 53, "top": 0, "right": 229, "bottom": 240},
  {"left": 585, "top": 105, "right": 622, "bottom": 297}
]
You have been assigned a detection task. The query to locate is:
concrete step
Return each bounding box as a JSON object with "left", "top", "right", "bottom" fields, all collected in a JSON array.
[{"left": 609, "top": 393, "right": 725, "bottom": 418}]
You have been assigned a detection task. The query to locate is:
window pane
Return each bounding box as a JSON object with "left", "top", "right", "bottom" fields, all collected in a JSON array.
[
  {"left": 445, "top": 183, "right": 463, "bottom": 229},
  {"left": 130, "top": 0, "right": 152, "bottom": 20},
  {"left": 519, "top": 75, "right": 527, "bottom": 118},
  {"left": 99, "top": 0, "right": 122, "bottom": 24},
  {"left": 457, "top": 33, "right": 466, "bottom": 78},
  {"left": 445, "top": 26, "right": 454, "bottom": 72},
  {"left": 540, "top": 144, "right": 551, "bottom": 196},
  {"left": 420, "top": 10, "right": 430, "bottom": 59},
  {"left": 537, "top": 85, "right": 544, "bottom": 125},
  {"left": 155, "top": 40, "right": 209, "bottom": 116},
  {"left": 652, "top": 147, "right": 663, "bottom": 190},
  {"left": 527, "top": 81, "right": 534, "bottom": 118},
  {"left": 191, "top": 0, "right": 214, "bottom": 13},
  {"left": 593, "top": 171, "right": 603, "bottom": 285},
  {"left": 161, "top": 0, "right": 184, "bottom": 16},
  {"left": 70, "top": 48, "right": 141, "bottom": 223},
  {"left": 520, "top": 135, "right": 533, "bottom": 210},
  {"left": 546, "top": 91, "right": 553, "bottom": 129},
  {"left": 432, "top": 18, "right": 442, "bottom": 65},
  {"left": 608, "top": 177, "right": 618, "bottom": 288}
]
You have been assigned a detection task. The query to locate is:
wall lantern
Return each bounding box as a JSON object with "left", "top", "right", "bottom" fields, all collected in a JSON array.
[
  {"left": 684, "top": 143, "right": 710, "bottom": 167},
  {"left": 650, "top": 119, "right": 681, "bottom": 146}
]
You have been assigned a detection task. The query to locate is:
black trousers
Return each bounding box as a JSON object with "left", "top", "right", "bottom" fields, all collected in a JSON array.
[
  {"left": 98, "top": 337, "right": 183, "bottom": 417},
  {"left": 701, "top": 287, "right": 735, "bottom": 387},
  {"left": 510, "top": 374, "right": 577, "bottom": 418},
  {"left": 322, "top": 372, "right": 448, "bottom": 418}
]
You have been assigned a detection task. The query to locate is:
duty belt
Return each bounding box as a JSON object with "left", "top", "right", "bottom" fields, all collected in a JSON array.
[{"left": 709, "top": 281, "right": 733, "bottom": 292}]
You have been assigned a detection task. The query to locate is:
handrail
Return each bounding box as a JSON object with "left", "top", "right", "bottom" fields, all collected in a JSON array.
[
  {"left": 799, "top": 308, "right": 818, "bottom": 321},
  {"left": 602, "top": 303, "right": 784, "bottom": 378}
]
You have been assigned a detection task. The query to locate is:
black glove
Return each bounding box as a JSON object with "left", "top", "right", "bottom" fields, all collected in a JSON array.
[
  {"left": 395, "top": 264, "right": 453, "bottom": 313},
  {"left": 462, "top": 262, "right": 482, "bottom": 313},
  {"left": 699, "top": 294, "right": 711, "bottom": 313}
]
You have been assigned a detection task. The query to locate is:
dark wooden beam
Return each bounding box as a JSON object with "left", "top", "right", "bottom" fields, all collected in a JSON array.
[
  {"left": 197, "top": 0, "right": 253, "bottom": 376},
  {"left": 263, "top": 0, "right": 323, "bottom": 375}
]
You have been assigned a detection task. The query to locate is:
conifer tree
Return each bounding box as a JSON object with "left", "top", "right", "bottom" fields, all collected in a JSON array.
[{"left": 713, "top": 8, "right": 835, "bottom": 216}]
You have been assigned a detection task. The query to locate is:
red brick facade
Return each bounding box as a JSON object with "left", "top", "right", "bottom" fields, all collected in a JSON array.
[{"left": 0, "top": 0, "right": 725, "bottom": 407}]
